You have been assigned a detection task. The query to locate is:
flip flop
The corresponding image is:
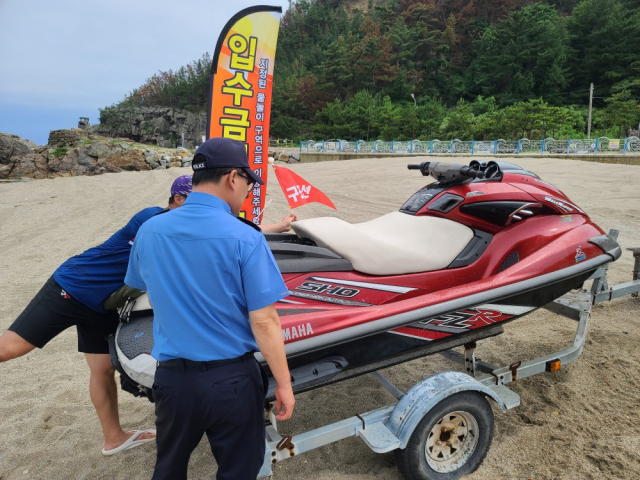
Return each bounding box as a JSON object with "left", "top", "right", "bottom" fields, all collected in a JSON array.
[{"left": 101, "top": 429, "right": 156, "bottom": 456}]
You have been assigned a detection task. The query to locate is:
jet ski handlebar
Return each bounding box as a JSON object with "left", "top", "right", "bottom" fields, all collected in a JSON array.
[{"left": 407, "top": 161, "right": 485, "bottom": 185}]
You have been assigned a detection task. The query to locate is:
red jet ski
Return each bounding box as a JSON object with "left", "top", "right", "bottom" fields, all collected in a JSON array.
[{"left": 110, "top": 160, "right": 621, "bottom": 400}]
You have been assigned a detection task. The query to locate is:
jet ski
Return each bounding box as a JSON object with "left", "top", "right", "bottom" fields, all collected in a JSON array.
[{"left": 109, "top": 160, "right": 621, "bottom": 401}]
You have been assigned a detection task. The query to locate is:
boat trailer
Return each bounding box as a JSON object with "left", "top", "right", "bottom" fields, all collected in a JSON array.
[{"left": 259, "top": 230, "right": 640, "bottom": 480}]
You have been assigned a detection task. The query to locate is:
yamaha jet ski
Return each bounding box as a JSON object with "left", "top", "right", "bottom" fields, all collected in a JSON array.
[{"left": 109, "top": 160, "right": 621, "bottom": 401}]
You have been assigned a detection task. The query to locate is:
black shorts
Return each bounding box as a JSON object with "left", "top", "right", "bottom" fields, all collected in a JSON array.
[{"left": 8, "top": 276, "right": 120, "bottom": 354}]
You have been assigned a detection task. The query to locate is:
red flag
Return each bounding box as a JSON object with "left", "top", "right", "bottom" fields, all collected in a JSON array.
[{"left": 272, "top": 165, "right": 337, "bottom": 210}]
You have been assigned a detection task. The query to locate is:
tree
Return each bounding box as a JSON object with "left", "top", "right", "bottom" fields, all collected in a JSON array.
[
  {"left": 416, "top": 97, "right": 447, "bottom": 139},
  {"left": 604, "top": 91, "right": 640, "bottom": 137},
  {"left": 468, "top": 4, "right": 571, "bottom": 104},
  {"left": 439, "top": 99, "right": 475, "bottom": 139},
  {"left": 567, "top": 0, "right": 640, "bottom": 100}
]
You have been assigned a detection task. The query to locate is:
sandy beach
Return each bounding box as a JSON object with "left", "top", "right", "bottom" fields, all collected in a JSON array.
[{"left": 1, "top": 156, "right": 639, "bottom": 480}]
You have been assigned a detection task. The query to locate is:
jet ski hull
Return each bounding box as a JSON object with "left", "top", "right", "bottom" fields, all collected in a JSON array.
[{"left": 112, "top": 261, "right": 601, "bottom": 399}]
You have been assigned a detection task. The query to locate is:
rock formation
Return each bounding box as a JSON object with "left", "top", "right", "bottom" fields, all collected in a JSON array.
[
  {"left": 0, "top": 129, "right": 193, "bottom": 180},
  {"left": 95, "top": 105, "right": 206, "bottom": 148}
]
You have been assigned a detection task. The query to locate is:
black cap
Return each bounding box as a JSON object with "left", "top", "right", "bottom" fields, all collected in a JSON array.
[{"left": 192, "top": 137, "right": 264, "bottom": 185}]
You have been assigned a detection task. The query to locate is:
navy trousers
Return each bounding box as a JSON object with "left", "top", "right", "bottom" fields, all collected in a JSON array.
[{"left": 151, "top": 356, "right": 266, "bottom": 480}]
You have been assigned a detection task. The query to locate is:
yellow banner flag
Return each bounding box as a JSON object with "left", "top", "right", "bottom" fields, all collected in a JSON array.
[{"left": 207, "top": 6, "right": 282, "bottom": 224}]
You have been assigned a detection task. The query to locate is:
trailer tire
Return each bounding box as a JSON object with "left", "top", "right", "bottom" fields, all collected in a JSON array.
[{"left": 394, "top": 391, "right": 494, "bottom": 480}]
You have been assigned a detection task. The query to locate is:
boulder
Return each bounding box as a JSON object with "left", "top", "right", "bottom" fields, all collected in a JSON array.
[
  {"left": 86, "top": 142, "right": 113, "bottom": 159},
  {"left": 77, "top": 149, "right": 99, "bottom": 168},
  {"left": 47, "top": 150, "right": 76, "bottom": 175},
  {"left": 143, "top": 149, "right": 161, "bottom": 165},
  {"left": 1, "top": 153, "right": 48, "bottom": 178},
  {"left": 167, "top": 161, "right": 182, "bottom": 168},
  {"left": 104, "top": 150, "right": 151, "bottom": 172},
  {"left": 0, "top": 133, "right": 34, "bottom": 167}
]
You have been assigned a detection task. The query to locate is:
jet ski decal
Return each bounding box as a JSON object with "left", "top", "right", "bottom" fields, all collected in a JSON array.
[
  {"left": 296, "top": 281, "right": 360, "bottom": 298},
  {"left": 543, "top": 196, "right": 584, "bottom": 214},
  {"left": 282, "top": 322, "right": 315, "bottom": 341},
  {"left": 289, "top": 277, "right": 416, "bottom": 305},
  {"left": 307, "top": 277, "right": 418, "bottom": 294},
  {"left": 390, "top": 304, "right": 536, "bottom": 340},
  {"left": 288, "top": 291, "right": 372, "bottom": 306}
]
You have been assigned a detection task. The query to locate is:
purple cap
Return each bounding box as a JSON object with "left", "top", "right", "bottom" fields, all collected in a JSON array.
[
  {"left": 171, "top": 175, "right": 193, "bottom": 196},
  {"left": 192, "top": 137, "right": 264, "bottom": 185}
]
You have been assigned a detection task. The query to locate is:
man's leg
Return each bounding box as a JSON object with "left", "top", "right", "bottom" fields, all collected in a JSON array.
[
  {"left": 1, "top": 276, "right": 69, "bottom": 361},
  {"left": 85, "top": 353, "right": 154, "bottom": 451},
  {"left": 152, "top": 366, "right": 205, "bottom": 480},
  {"left": 0, "top": 330, "right": 36, "bottom": 362},
  {"left": 205, "top": 360, "right": 266, "bottom": 480}
]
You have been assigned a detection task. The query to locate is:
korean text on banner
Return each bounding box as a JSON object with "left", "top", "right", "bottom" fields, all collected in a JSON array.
[{"left": 207, "top": 6, "right": 282, "bottom": 224}]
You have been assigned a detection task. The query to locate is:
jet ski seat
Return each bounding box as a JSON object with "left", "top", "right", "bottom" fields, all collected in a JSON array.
[{"left": 291, "top": 211, "right": 475, "bottom": 275}]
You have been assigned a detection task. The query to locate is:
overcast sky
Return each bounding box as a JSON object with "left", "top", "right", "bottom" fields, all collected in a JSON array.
[{"left": 0, "top": 0, "right": 290, "bottom": 145}]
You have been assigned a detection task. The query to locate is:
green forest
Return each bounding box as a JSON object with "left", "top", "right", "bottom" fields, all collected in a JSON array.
[{"left": 104, "top": 0, "right": 640, "bottom": 141}]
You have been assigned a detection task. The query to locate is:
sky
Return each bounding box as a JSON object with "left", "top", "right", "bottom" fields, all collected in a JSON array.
[{"left": 0, "top": 0, "right": 291, "bottom": 145}]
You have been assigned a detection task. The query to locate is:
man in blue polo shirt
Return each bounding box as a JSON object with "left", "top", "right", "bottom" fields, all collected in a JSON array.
[{"left": 125, "top": 137, "right": 295, "bottom": 480}]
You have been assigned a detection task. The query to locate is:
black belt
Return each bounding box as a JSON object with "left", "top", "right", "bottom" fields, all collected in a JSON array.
[{"left": 158, "top": 351, "right": 254, "bottom": 369}]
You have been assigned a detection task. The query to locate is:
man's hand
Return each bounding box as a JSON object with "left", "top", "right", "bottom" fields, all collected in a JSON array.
[
  {"left": 279, "top": 213, "right": 298, "bottom": 232},
  {"left": 274, "top": 384, "right": 295, "bottom": 420},
  {"left": 249, "top": 304, "right": 295, "bottom": 421},
  {"left": 262, "top": 214, "right": 298, "bottom": 234}
]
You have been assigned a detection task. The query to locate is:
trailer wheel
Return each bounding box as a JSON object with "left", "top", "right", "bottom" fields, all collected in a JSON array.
[{"left": 395, "top": 391, "right": 494, "bottom": 480}]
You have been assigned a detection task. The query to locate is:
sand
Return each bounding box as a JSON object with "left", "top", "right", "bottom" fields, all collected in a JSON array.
[{"left": 1, "top": 156, "right": 639, "bottom": 480}]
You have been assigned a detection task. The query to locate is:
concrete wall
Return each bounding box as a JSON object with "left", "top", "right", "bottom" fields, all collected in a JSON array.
[{"left": 300, "top": 152, "right": 640, "bottom": 166}]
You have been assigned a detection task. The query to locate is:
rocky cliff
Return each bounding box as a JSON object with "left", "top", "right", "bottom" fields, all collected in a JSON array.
[
  {"left": 0, "top": 129, "right": 194, "bottom": 180},
  {"left": 95, "top": 105, "right": 206, "bottom": 148}
]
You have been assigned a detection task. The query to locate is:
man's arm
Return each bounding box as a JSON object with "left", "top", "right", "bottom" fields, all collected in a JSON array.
[
  {"left": 124, "top": 233, "right": 147, "bottom": 291},
  {"left": 249, "top": 304, "right": 295, "bottom": 420},
  {"left": 261, "top": 214, "right": 298, "bottom": 234}
]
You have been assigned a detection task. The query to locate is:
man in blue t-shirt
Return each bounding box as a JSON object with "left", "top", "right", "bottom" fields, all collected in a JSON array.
[{"left": 0, "top": 175, "right": 195, "bottom": 455}]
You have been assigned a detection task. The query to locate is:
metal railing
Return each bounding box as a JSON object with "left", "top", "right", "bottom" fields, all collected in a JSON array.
[
  {"left": 269, "top": 138, "right": 295, "bottom": 148},
  {"left": 300, "top": 137, "right": 640, "bottom": 155}
]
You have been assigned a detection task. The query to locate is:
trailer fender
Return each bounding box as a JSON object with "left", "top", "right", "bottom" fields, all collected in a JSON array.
[{"left": 386, "top": 371, "right": 507, "bottom": 449}]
